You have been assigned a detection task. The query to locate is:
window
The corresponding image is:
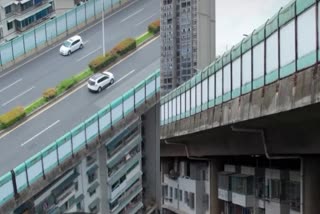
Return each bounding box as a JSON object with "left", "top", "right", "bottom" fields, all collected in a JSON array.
[
  {"left": 86, "top": 154, "right": 96, "bottom": 166},
  {"left": 179, "top": 190, "right": 183, "bottom": 201},
  {"left": 163, "top": 185, "right": 168, "bottom": 197},
  {"left": 21, "top": 1, "right": 33, "bottom": 11},
  {"left": 5, "top": 6, "right": 12, "bottom": 14},
  {"left": 289, "top": 181, "right": 300, "bottom": 211},
  {"left": 88, "top": 173, "right": 96, "bottom": 183},
  {"left": 109, "top": 200, "right": 118, "bottom": 211},
  {"left": 203, "top": 194, "right": 209, "bottom": 211},
  {"left": 170, "top": 187, "right": 173, "bottom": 198},
  {"left": 7, "top": 22, "right": 13, "bottom": 30},
  {"left": 189, "top": 192, "right": 194, "bottom": 209},
  {"left": 75, "top": 181, "right": 78, "bottom": 191},
  {"left": 184, "top": 191, "right": 188, "bottom": 203},
  {"left": 174, "top": 188, "right": 178, "bottom": 199},
  {"left": 89, "top": 189, "right": 96, "bottom": 197},
  {"left": 271, "top": 179, "right": 281, "bottom": 200},
  {"left": 72, "top": 39, "right": 80, "bottom": 46},
  {"left": 77, "top": 201, "right": 82, "bottom": 210}
]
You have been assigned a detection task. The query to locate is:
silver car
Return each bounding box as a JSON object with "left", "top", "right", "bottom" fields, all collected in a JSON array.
[
  {"left": 87, "top": 71, "right": 115, "bottom": 92},
  {"left": 60, "top": 35, "right": 83, "bottom": 56}
]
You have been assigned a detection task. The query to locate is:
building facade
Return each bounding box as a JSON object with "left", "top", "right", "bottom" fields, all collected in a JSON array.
[
  {"left": 12, "top": 120, "right": 153, "bottom": 214},
  {"left": 161, "top": 158, "right": 301, "bottom": 214},
  {"left": 160, "top": 0, "right": 216, "bottom": 94},
  {"left": 161, "top": 158, "right": 210, "bottom": 214},
  {"left": 0, "top": 0, "right": 55, "bottom": 42}
]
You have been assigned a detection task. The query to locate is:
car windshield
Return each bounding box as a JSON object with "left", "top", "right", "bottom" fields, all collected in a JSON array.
[
  {"left": 63, "top": 41, "right": 72, "bottom": 47},
  {"left": 88, "top": 80, "right": 95, "bottom": 86}
]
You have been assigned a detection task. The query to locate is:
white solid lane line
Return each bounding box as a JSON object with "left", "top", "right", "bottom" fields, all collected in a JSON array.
[
  {"left": 77, "top": 47, "right": 102, "bottom": 62},
  {"left": 2, "top": 86, "right": 34, "bottom": 107},
  {"left": 21, "top": 120, "right": 60, "bottom": 146},
  {"left": 135, "top": 13, "right": 157, "bottom": 26},
  {"left": 0, "top": 78, "right": 22, "bottom": 93},
  {"left": 120, "top": 8, "right": 144, "bottom": 23}
]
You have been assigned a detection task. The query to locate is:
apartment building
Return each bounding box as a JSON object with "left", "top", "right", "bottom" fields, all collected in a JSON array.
[
  {"left": 0, "top": 0, "right": 55, "bottom": 42},
  {"left": 160, "top": 0, "right": 216, "bottom": 94},
  {"left": 218, "top": 164, "right": 301, "bottom": 214},
  {"left": 161, "top": 158, "right": 210, "bottom": 214},
  {"left": 161, "top": 158, "right": 301, "bottom": 214},
  {"left": 12, "top": 121, "right": 145, "bottom": 214}
]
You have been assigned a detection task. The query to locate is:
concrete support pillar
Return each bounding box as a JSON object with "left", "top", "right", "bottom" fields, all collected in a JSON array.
[
  {"left": 303, "top": 156, "right": 320, "bottom": 214},
  {"left": 98, "top": 147, "right": 109, "bottom": 214},
  {"left": 209, "top": 159, "right": 223, "bottom": 214},
  {"left": 142, "top": 103, "right": 161, "bottom": 212}
]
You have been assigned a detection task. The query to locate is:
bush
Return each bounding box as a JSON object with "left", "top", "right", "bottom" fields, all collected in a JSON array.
[
  {"left": 43, "top": 88, "right": 57, "bottom": 101},
  {"left": 111, "top": 38, "right": 136, "bottom": 56},
  {"left": 88, "top": 52, "right": 118, "bottom": 72},
  {"left": 56, "top": 77, "right": 76, "bottom": 95},
  {"left": 0, "top": 106, "right": 25, "bottom": 128},
  {"left": 148, "top": 19, "right": 160, "bottom": 34}
]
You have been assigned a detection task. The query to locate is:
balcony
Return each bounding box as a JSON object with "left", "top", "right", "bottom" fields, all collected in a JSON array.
[
  {"left": 107, "top": 135, "right": 141, "bottom": 167},
  {"left": 218, "top": 172, "right": 233, "bottom": 202},
  {"left": 112, "top": 182, "right": 143, "bottom": 214},
  {"left": 51, "top": 172, "right": 79, "bottom": 206},
  {"left": 106, "top": 127, "right": 140, "bottom": 158},
  {"left": 13, "top": 0, "right": 52, "bottom": 16},
  {"left": 108, "top": 151, "right": 141, "bottom": 184},
  {"left": 110, "top": 166, "right": 142, "bottom": 202},
  {"left": 231, "top": 174, "right": 255, "bottom": 208},
  {"left": 128, "top": 202, "right": 143, "bottom": 214}
]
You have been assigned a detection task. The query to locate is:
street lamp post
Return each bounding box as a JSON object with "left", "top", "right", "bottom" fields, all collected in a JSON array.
[{"left": 102, "top": 0, "right": 106, "bottom": 54}]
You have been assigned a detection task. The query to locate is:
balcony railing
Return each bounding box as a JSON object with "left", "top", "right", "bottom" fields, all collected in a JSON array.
[
  {"left": 13, "top": 0, "right": 51, "bottom": 16},
  {"left": 112, "top": 184, "right": 143, "bottom": 214}
]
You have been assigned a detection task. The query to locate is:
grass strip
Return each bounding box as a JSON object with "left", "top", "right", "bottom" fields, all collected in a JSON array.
[
  {"left": 73, "top": 68, "right": 94, "bottom": 83},
  {"left": 24, "top": 97, "right": 46, "bottom": 115},
  {"left": 136, "top": 31, "right": 153, "bottom": 46}
]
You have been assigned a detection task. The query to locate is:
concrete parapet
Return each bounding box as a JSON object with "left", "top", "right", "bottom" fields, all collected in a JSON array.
[
  {"left": 161, "top": 65, "right": 320, "bottom": 156},
  {"left": 161, "top": 66, "right": 319, "bottom": 139}
]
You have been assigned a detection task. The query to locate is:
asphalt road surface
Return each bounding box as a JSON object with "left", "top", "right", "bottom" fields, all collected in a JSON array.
[
  {"left": 0, "top": 0, "right": 159, "bottom": 114},
  {"left": 0, "top": 37, "right": 160, "bottom": 177}
]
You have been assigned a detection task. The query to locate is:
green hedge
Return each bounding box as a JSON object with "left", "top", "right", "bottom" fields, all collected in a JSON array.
[
  {"left": 111, "top": 38, "right": 136, "bottom": 56},
  {"left": 89, "top": 52, "right": 118, "bottom": 72},
  {"left": 148, "top": 19, "right": 160, "bottom": 34},
  {"left": 0, "top": 106, "right": 25, "bottom": 128}
]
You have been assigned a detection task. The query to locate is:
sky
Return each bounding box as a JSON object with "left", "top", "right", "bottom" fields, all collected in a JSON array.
[{"left": 216, "top": 0, "right": 292, "bottom": 55}]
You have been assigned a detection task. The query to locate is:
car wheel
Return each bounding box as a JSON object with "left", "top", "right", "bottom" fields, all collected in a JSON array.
[
  {"left": 68, "top": 50, "right": 71, "bottom": 55},
  {"left": 80, "top": 44, "right": 83, "bottom": 49},
  {"left": 110, "top": 78, "right": 114, "bottom": 84},
  {"left": 98, "top": 87, "right": 102, "bottom": 93}
]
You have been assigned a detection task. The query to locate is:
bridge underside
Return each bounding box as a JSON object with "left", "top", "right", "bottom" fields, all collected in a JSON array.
[{"left": 161, "top": 65, "right": 320, "bottom": 157}]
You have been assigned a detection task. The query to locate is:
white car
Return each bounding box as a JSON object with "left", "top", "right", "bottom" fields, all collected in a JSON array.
[
  {"left": 87, "top": 71, "right": 115, "bottom": 92},
  {"left": 60, "top": 35, "right": 83, "bottom": 56}
]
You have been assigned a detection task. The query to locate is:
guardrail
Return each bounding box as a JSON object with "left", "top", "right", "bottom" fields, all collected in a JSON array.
[
  {"left": 0, "top": 0, "right": 129, "bottom": 67},
  {"left": 0, "top": 69, "right": 160, "bottom": 206},
  {"left": 160, "top": 0, "right": 319, "bottom": 125}
]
